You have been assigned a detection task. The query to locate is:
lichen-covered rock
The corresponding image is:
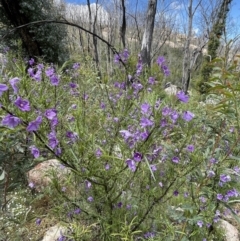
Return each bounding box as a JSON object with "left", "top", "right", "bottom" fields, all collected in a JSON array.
[
  {"left": 27, "top": 159, "right": 70, "bottom": 192},
  {"left": 42, "top": 224, "right": 67, "bottom": 241},
  {"left": 219, "top": 219, "right": 240, "bottom": 241}
]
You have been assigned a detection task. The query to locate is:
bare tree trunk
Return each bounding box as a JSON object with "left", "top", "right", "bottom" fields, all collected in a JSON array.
[
  {"left": 182, "top": 0, "right": 193, "bottom": 93},
  {"left": 140, "top": 0, "right": 157, "bottom": 66},
  {"left": 87, "top": 0, "right": 101, "bottom": 77},
  {"left": 120, "top": 0, "right": 126, "bottom": 48},
  {"left": 182, "top": 0, "right": 202, "bottom": 93}
]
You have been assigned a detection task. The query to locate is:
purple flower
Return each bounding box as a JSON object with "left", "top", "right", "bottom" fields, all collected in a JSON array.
[
  {"left": 148, "top": 76, "right": 155, "bottom": 85},
  {"left": 87, "top": 196, "right": 94, "bottom": 202},
  {"left": 172, "top": 156, "right": 179, "bottom": 163},
  {"left": 162, "top": 106, "right": 172, "bottom": 116},
  {"left": 209, "top": 158, "right": 218, "bottom": 164},
  {"left": 83, "top": 93, "right": 89, "bottom": 100},
  {"left": 29, "top": 58, "right": 35, "bottom": 66},
  {"left": 100, "top": 102, "right": 106, "bottom": 109},
  {"left": 85, "top": 180, "right": 92, "bottom": 189},
  {"left": 55, "top": 147, "right": 62, "bottom": 156},
  {"left": 177, "top": 91, "right": 189, "bottom": 103},
  {"left": 36, "top": 218, "right": 41, "bottom": 225},
  {"left": 141, "top": 102, "right": 151, "bottom": 115},
  {"left": 216, "top": 193, "right": 223, "bottom": 200},
  {"left": 220, "top": 174, "right": 231, "bottom": 183},
  {"left": 126, "top": 204, "right": 131, "bottom": 209},
  {"left": 136, "top": 56, "right": 143, "bottom": 76},
  {"left": 170, "top": 110, "right": 179, "bottom": 123},
  {"left": 207, "top": 170, "right": 215, "bottom": 178},
  {"left": 45, "top": 109, "right": 57, "bottom": 120},
  {"left": 197, "top": 220, "right": 204, "bottom": 228},
  {"left": 1, "top": 114, "right": 21, "bottom": 128},
  {"left": 186, "top": 145, "right": 194, "bottom": 152},
  {"left": 156, "top": 56, "right": 165, "bottom": 66},
  {"left": 9, "top": 77, "right": 20, "bottom": 94},
  {"left": 160, "top": 118, "right": 168, "bottom": 127},
  {"left": 33, "top": 70, "right": 42, "bottom": 81},
  {"left": 96, "top": 148, "right": 102, "bottom": 158},
  {"left": 140, "top": 117, "right": 154, "bottom": 127},
  {"left": 0, "top": 84, "right": 8, "bottom": 96},
  {"left": 119, "top": 130, "right": 132, "bottom": 140},
  {"left": 29, "top": 145, "right": 40, "bottom": 158},
  {"left": 14, "top": 96, "right": 31, "bottom": 112},
  {"left": 58, "top": 232, "right": 67, "bottom": 241},
  {"left": 29, "top": 182, "right": 35, "bottom": 189},
  {"left": 48, "top": 131, "right": 59, "bottom": 149},
  {"left": 117, "top": 202, "right": 123, "bottom": 208},
  {"left": 144, "top": 232, "right": 155, "bottom": 239},
  {"left": 132, "top": 82, "right": 143, "bottom": 91},
  {"left": 233, "top": 166, "right": 240, "bottom": 173},
  {"left": 126, "top": 159, "right": 136, "bottom": 172},
  {"left": 66, "top": 131, "right": 78, "bottom": 143},
  {"left": 73, "top": 62, "right": 80, "bottom": 69},
  {"left": 133, "top": 152, "right": 142, "bottom": 162},
  {"left": 37, "top": 63, "right": 44, "bottom": 70},
  {"left": 69, "top": 82, "right": 77, "bottom": 88},
  {"left": 105, "top": 163, "right": 110, "bottom": 170},
  {"left": 199, "top": 196, "right": 207, "bottom": 203},
  {"left": 27, "top": 116, "right": 42, "bottom": 132},
  {"left": 226, "top": 189, "right": 238, "bottom": 197},
  {"left": 182, "top": 111, "right": 195, "bottom": 122},
  {"left": 45, "top": 67, "right": 55, "bottom": 77},
  {"left": 50, "top": 116, "right": 58, "bottom": 128},
  {"left": 150, "top": 164, "right": 157, "bottom": 172},
  {"left": 74, "top": 208, "right": 81, "bottom": 214},
  {"left": 114, "top": 54, "right": 121, "bottom": 63},
  {"left": 49, "top": 74, "right": 60, "bottom": 86},
  {"left": 140, "top": 131, "right": 149, "bottom": 141},
  {"left": 28, "top": 67, "right": 34, "bottom": 77},
  {"left": 162, "top": 64, "right": 170, "bottom": 76},
  {"left": 122, "top": 49, "right": 129, "bottom": 61},
  {"left": 173, "top": 190, "right": 179, "bottom": 196}
]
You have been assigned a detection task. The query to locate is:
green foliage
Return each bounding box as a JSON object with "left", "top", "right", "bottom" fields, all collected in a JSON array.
[
  {"left": 199, "top": 0, "right": 232, "bottom": 94},
  {"left": 1, "top": 54, "right": 240, "bottom": 240}
]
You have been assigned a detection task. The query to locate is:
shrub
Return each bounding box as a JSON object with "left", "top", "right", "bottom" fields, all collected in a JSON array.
[{"left": 1, "top": 52, "right": 240, "bottom": 240}]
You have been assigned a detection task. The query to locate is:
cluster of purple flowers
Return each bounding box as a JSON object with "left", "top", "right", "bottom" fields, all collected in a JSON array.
[
  {"left": 136, "top": 55, "right": 143, "bottom": 76},
  {"left": 45, "top": 66, "right": 60, "bottom": 86},
  {"left": 126, "top": 152, "right": 143, "bottom": 172},
  {"left": 1, "top": 66, "right": 63, "bottom": 157},
  {"left": 156, "top": 56, "right": 170, "bottom": 76},
  {"left": 118, "top": 95, "right": 195, "bottom": 172},
  {"left": 28, "top": 63, "right": 44, "bottom": 81},
  {"left": 114, "top": 49, "right": 130, "bottom": 64}
]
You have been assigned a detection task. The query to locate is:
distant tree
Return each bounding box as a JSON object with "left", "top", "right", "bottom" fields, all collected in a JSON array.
[{"left": 0, "top": 0, "right": 69, "bottom": 63}]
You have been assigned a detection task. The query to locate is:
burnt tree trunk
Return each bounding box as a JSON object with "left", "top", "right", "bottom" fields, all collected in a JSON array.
[{"left": 120, "top": 0, "right": 126, "bottom": 48}]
